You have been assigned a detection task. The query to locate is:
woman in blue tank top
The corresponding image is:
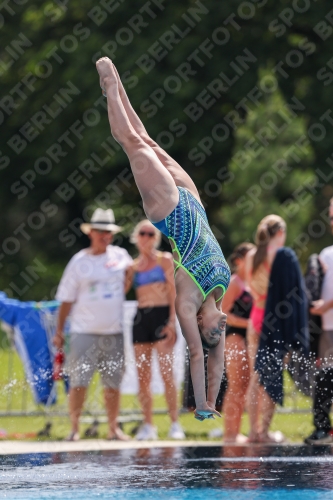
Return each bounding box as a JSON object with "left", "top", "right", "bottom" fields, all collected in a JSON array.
[
  {"left": 97, "top": 57, "right": 230, "bottom": 421},
  {"left": 128, "top": 219, "right": 185, "bottom": 441}
]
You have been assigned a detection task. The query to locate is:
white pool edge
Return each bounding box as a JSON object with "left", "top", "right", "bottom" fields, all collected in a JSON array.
[{"left": 0, "top": 439, "right": 305, "bottom": 455}]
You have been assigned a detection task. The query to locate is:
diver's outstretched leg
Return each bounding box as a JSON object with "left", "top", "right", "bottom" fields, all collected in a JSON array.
[
  {"left": 110, "top": 63, "right": 201, "bottom": 204},
  {"left": 96, "top": 57, "right": 179, "bottom": 223}
]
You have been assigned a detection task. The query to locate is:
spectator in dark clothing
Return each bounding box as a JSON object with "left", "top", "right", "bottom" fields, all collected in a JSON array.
[
  {"left": 305, "top": 198, "right": 333, "bottom": 445},
  {"left": 255, "top": 247, "right": 309, "bottom": 405}
]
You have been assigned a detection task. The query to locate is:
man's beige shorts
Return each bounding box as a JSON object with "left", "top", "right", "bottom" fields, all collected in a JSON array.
[{"left": 67, "top": 333, "right": 125, "bottom": 389}]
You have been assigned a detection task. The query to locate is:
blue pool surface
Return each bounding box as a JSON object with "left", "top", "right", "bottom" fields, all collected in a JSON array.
[{"left": 1, "top": 445, "right": 333, "bottom": 499}]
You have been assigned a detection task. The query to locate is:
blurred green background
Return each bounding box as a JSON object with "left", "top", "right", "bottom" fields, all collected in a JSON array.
[
  {"left": 1, "top": 0, "right": 333, "bottom": 442},
  {"left": 1, "top": 0, "right": 333, "bottom": 299}
]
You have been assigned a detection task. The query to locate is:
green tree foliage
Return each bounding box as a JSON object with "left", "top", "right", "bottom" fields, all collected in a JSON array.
[
  {"left": 0, "top": 1, "right": 333, "bottom": 298},
  {"left": 221, "top": 71, "right": 317, "bottom": 263}
]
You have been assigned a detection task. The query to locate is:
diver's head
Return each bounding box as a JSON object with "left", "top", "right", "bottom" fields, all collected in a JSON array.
[{"left": 197, "top": 308, "right": 227, "bottom": 350}]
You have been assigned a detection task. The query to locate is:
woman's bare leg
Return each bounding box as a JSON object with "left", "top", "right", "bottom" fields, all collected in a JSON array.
[
  {"left": 246, "top": 323, "right": 261, "bottom": 441},
  {"left": 111, "top": 63, "right": 201, "bottom": 204},
  {"left": 134, "top": 343, "right": 154, "bottom": 425},
  {"left": 223, "top": 335, "right": 249, "bottom": 442},
  {"left": 96, "top": 57, "right": 179, "bottom": 222},
  {"left": 259, "top": 387, "right": 276, "bottom": 442},
  {"left": 155, "top": 341, "right": 178, "bottom": 423}
]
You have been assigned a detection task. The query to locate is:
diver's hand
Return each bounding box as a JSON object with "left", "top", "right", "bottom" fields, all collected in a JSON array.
[{"left": 194, "top": 404, "right": 221, "bottom": 421}]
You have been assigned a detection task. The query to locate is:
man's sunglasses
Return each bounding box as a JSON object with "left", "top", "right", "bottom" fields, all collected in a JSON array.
[
  {"left": 94, "top": 229, "right": 112, "bottom": 234},
  {"left": 139, "top": 231, "right": 155, "bottom": 237}
]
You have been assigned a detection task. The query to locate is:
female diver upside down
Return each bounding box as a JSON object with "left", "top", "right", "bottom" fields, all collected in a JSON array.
[{"left": 96, "top": 57, "right": 230, "bottom": 421}]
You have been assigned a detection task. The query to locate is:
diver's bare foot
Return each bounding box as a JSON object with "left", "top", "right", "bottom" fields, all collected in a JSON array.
[
  {"left": 111, "top": 63, "right": 128, "bottom": 99},
  {"left": 96, "top": 57, "right": 117, "bottom": 95},
  {"left": 96, "top": 56, "right": 113, "bottom": 79}
]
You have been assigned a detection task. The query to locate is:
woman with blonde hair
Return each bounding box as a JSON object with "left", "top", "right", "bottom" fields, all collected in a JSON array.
[
  {"left": 245, "top": 215, "right": 287, "bottom": 443},
  {"left": 128, "top": 219, "right": 185, "bottom": 440}
]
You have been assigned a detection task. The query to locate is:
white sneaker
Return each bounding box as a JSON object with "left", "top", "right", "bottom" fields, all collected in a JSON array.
[
  {"left": 208, "top": 428, "right": 223, "bottom": 439},
  {"left": 135, "top": 423, "right": 158, "bottom": 441},
  {"left": 168, "top": 422, "right": 185, "bottom": 440}
]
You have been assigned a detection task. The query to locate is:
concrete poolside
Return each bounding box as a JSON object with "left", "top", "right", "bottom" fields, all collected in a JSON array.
[
  {"left": 0, "top": 439, "right": 307, "bottom": 455},
  {"left": 0, "top": 440, "right": 227, "bottom": 455}
]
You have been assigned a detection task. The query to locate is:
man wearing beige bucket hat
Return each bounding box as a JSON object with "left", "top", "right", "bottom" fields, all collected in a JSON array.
[
  {"left": 80, "top": 208, "right": 123, "bottom": 235},
  {"left": 53, "top": 208, "right": 132, "bottom": 441}
]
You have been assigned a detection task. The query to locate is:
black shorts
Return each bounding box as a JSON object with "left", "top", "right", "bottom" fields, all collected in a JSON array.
[
  {"left": 225, "top": 326, "right": 247, "bottom": 340},
  {"left": 132, "top": 306, "right": 170, "bottom": 344}
]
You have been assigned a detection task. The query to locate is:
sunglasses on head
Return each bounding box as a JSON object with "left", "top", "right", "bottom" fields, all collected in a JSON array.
[{"left": 139, "top": 231, "right": 155, "bottom": 237}]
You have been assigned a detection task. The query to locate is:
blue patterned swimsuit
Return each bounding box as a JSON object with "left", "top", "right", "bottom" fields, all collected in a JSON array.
[{"left": 152, "top": 187, "right": 230, "bottom": 300}]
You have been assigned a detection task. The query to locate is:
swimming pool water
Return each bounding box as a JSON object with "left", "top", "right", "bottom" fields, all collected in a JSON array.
[
  {"left": 2, "top": 489, "right": 333, "bottom": 500},
  {"left": 1, "top": 445, "right": 333, "bottom": 499}
]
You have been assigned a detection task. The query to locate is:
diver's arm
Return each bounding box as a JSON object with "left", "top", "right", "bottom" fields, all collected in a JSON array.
[
  {"left": 176, "top": 296, "right": 207, "bottom": 409},
  {"left": 176, "top": 295, "right": 221, "bottom": 420},
  {"left": 206, "top": 332, "right": 225, "bottom": 409}
]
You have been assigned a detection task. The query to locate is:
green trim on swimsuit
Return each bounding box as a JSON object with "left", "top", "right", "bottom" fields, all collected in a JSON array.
[
  {"left": 151, "top": 187, "right": 230, "bottom": 301},
  {"left": 169, "top": 237, "right": 226, "bottom": 301}
]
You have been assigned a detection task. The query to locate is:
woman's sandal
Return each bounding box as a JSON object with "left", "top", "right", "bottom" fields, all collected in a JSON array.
[
  {"left": 106, "top": 428, "right": 131, "bottom": 441},
  {"left": 246, "top": 432, "right": 261, "bottom": 443}
]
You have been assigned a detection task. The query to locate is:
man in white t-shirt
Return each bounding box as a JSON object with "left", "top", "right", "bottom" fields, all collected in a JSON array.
[
  {"left": 312, "top": 198, "right": 333, "bottom": 353},
  {"left": 305, "top": 198, "right": 333, "bottom": 445},
  {"left": 53, "top": 208, "right": 132, "bottom": 441}
]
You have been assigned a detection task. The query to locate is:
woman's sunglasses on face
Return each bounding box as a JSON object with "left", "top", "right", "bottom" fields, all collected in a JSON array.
[{"left": 139, "top": 231, "right": 155, "bottom": 238}]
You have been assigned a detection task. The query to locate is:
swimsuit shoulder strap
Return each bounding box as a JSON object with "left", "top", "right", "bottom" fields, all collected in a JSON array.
[
  {"left": 234, "top": 274, "right": 245, "bottom": 291},
  {"left": 256, "top": 292, "right": 268, "bottom": 301},
  {"left": 263, "top": 261, "right": 271, "bottom": 273}
]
